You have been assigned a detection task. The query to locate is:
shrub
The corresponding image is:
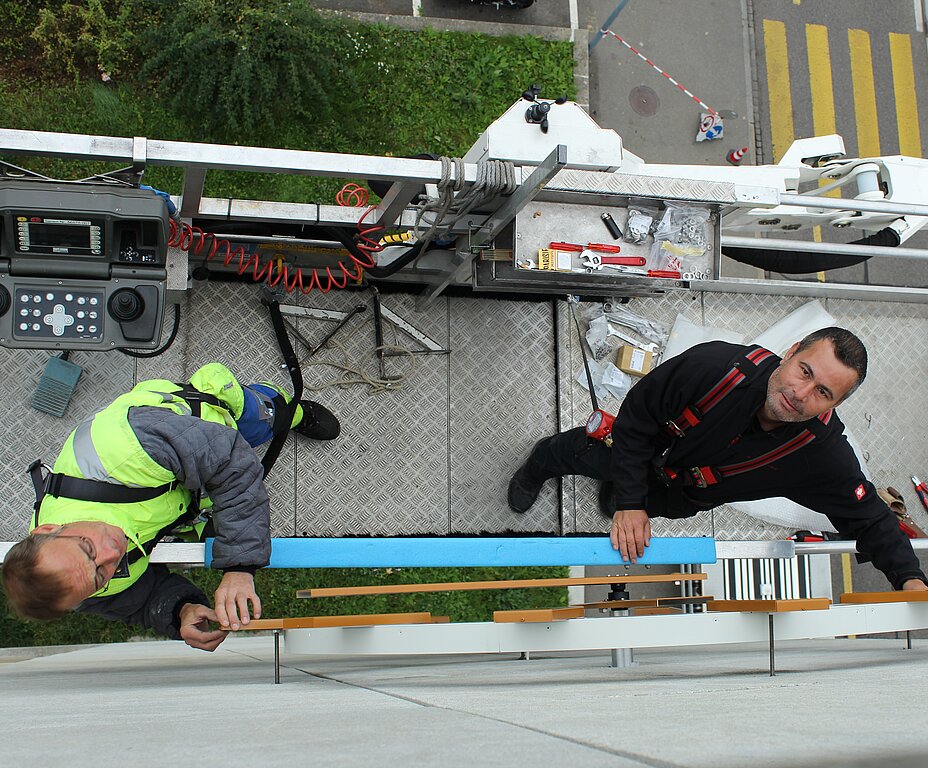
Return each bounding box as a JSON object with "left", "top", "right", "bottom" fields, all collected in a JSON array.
[
  {"left": 141, "top": 0, "right": 352, "bottom": 139},
  {"left": 31, "top": 0, "right": 153, "bottom": 81}
]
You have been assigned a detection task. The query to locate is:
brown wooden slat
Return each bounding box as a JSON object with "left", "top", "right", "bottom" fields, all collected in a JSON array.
[
  {"left": 632, "top": 606, "right": 683, "bottom": 616},
  {"left": 280, "top": 612, "right": 434, "bottom": 628},
  {"left": 706, "top": 598, "right": 831, "bottom": 613},
  {"left": 493, "top": 607, "right": 585, "bottom": 623},
  {"left": 431, "top": 616, "right": 451, "bottom": 623},
  {"left": 222, "top": 618, "right": 285, "bottom": 631},
  {"left": 298, "top": 572, "right": 706, "bottom": 598},
  {"left": 839, "top": 590, "right": 928, "bottom": 604}
]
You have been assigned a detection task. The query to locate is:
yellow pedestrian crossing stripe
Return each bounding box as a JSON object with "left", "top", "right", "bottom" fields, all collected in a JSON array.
[
  {"left": 806, "top": 24, "right": 836, "bottom": 139},
  {"left": 762, "top": 22, "right": 924, "bottom": 162},
  {"left": 889, "top": 32, "right": 923, "bottom": 157},
  {"left": 847, "top": 29, "right": 880, "bottom": 158},
  {"left": 762, "top": 19, "right": 794, "bottom": 163}
]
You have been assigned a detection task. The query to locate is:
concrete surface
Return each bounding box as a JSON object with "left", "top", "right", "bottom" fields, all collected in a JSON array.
[{"left": 3, "top": 636, "right": 928, "bottom": 767}]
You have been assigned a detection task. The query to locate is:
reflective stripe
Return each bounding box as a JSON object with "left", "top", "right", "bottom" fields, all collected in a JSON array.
[
  {"left": 150, "top": 391, "right": 192, "bottom": 416},
  {"left": 72, "top": 420, "right": 113, "bottom": 483}
]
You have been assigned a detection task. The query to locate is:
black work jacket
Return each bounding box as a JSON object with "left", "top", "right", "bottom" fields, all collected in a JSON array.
[{"left": 610, "top": 341, "right": 925, "bottom": 589}]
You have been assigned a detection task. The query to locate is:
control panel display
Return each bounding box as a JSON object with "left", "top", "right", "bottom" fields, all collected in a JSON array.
[
  {"left": 17, "top": 217, "right": 104, "bottom": 256},
  {"left": 0, "top": 179, "right": 170, "bottom": 350}
]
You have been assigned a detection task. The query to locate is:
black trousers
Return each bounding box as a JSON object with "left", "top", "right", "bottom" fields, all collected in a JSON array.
[
  {"left": 525, "top": 426, "right": 613, "bottom": 483},
  {"left": 524, "top": 426, "right": 691, "bottom": 518}
]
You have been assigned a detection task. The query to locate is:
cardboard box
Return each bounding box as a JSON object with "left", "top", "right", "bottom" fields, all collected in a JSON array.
[{"left": 616, "top": 344, "right": 653, "bottom": 376}]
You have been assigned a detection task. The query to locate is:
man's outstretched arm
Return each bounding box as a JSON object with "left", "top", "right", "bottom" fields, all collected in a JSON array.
[{"left": 128, "top": 407, "right": 270, "bottom": 631}]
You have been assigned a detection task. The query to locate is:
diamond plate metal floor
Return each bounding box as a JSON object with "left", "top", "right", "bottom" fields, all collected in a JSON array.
[{"left": 2, "top": 283, "right": 927, "bottom": 542}]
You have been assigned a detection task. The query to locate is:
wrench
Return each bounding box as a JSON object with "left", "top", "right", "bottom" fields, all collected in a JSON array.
[{"left": 581, "top": 251, "right": 647, "bottom": 270}]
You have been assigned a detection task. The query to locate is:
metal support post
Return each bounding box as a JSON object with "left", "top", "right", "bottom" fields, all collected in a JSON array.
[
  {"left": 374, "top": 181, "right": 424, "bottom": 229},
  {"left": 906, "top": 630, "right": 912, "bottom": 650},
  {"left": 768, "top": 614, "right": 776, "bottom": 676},
  {"left": 416, "top": 144, "right": 567, "bottom": 308},
  {"left": 606, "top": 582, "right": 635, "bottom": 668},
  {"left": 274, "top": 629, "right": 281, "bottom": 684},
  {"left": 179, "top": 167, "right": 207, "bottom": 219}
]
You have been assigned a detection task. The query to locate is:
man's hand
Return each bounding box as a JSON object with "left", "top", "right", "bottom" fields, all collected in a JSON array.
[
  {"left": 902, "top": 578, "right": 928, "bottom": 591},
  {"left": 178, "top": 603, "right": 228, "bottom": 652},
  {"left": 214, "top": 571, "right": 262, "bottom": 631},
  {"left": 610, "top": 509, "right": 651, "bottom": 563}
]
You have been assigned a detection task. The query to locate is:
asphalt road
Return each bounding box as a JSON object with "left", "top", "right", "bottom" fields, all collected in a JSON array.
[{"left": 751, "top": 0, "right": 928, "bottom": 288}]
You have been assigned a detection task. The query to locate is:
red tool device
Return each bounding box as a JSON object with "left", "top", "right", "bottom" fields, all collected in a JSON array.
[
  {"left": 581, "top": 253, "right": 647, "bottom": 269},
  {"left": 912, "top": 476, "right": 928, "bottom": 514},
  {"left": 548, "top": 241, "right": 585, "bottom": 252},
  {"left": 599, "top": 255, "right": 646, "bottom": 265}
]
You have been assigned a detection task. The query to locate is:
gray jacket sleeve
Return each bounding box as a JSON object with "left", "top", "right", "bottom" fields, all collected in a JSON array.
[{"left": 127, "top": 406, "right": 271, "bottom": 570}]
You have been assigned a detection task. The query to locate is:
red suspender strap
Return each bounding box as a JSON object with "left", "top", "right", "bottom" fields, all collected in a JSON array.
[
  {"left": 714, "top": 430, "right": 817, "bottom": 478},
  {"left": 663, "top": 346, "right": 775, "bottom": 438},
  {"left": 676, "top": 408, "right": 834, "bottom": 487}
]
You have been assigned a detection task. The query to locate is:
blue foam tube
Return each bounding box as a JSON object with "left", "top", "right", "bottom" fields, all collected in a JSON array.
[{"left": 204, "top": 536, "right": 716, "bottom": 568}]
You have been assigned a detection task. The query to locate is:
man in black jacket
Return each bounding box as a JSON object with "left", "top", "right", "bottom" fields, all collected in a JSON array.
[{"left": 508, "top": 327, "right": 928, "bottom": 591}]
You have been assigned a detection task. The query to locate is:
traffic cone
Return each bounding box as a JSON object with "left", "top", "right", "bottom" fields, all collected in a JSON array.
[{"left": 727, "top": 146, "right": 748, "bottom": 165}]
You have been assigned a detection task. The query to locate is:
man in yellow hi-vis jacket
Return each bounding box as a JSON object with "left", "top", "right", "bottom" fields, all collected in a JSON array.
[{"left": 1, "top": 363, "right": 339, "bottom": 651}]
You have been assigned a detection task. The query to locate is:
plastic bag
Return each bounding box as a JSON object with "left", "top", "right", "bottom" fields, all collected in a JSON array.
[
  {"left": 623, "top": 205, "right": 658, "bottom": 244},
  {"left": 601, "top": 363, "right": 632, "bottom": 400},
  {"left": 649, "top": 204, "right": 711, "bottom": 274},
  {"left": 585, "top": 315, "right": 617, "bottom": 361},
  {"left": 575, "top": 359, "right": 632, "bottom": 403},
  {"left": 592, "top": 302, "right": 669, "bottom": 349},
  {"left": 576, "top": 357, "right": 610, "bottom": 402}
]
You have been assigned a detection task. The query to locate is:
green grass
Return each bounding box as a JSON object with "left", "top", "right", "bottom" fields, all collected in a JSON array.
[
  {"left": 1, "top": 567, "right": 569, "bottom": 647},
  {"left": 0, "top": 25, "right": 574, "bottom": 205}
]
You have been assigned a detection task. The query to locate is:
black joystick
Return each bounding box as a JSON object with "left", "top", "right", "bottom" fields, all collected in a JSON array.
[
  {"left": 0, "top": 285, "right": 9, "bottom": 317},
  {"left": 108, "top": 288, "right": 144, "bottom": 322}
]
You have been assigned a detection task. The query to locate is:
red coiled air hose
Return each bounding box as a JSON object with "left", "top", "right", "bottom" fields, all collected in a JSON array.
[{"left": 168, "top": 182, "right": 383, "bottom": 294}]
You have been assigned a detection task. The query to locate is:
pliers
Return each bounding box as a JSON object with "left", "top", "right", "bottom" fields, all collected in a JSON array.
[{"left": 912, "top": 476, "right": 928, "bottom": 514}]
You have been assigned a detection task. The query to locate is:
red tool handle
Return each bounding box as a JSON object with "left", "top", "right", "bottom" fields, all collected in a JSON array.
[
  {"left": 600, "top": 256, "right": 646, "bottom": 266},
  {"left": 548, "top": 241, "right": 584, "bottom": 251},
  {"left": 915, "top": 483, "right": 928, "bottom": 514},
  {"left": 587, "top": 243, "right": 623, "bottom": 253},
  {"left": 648, "top": 270, "right": 682, "bottom": 278}
]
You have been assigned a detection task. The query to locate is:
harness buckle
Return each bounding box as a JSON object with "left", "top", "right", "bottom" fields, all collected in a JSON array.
[
  {"left": 664, "top": 419, "right": 686, "bottom": 438},
  {"left": 688, "top": 467, "right": 712, "bottom": 488}
]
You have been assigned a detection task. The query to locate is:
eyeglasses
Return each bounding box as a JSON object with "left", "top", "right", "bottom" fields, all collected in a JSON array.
[{"left": 52, "top": 533, "right": 130, "bottom": 594}]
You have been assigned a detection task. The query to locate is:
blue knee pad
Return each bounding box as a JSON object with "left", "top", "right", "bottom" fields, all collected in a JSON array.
[{"left": 237, "top": 383, "right": 283, "bottom": 447}]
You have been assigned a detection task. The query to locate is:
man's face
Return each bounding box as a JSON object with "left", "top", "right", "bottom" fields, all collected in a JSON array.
[
  {"left": 761, "top": 339, "right": 859, "bottom": 426},
  {"left": 32, "top": 522, "right": 129, "bottom": 610}
]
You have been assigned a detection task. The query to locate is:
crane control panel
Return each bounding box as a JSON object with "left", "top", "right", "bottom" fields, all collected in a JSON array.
[{"left": 0, "top": 180, "right": 168, "bottom": 350}]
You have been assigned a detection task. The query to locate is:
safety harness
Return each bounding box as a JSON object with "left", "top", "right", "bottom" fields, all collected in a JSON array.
[
  {"left": 25, "top": 381, "right": 230, "bottom": 571},
  {"left": 28, "top": 298, "right": 301, "bottom": 562},
  {"left": 657, "top": 345, "right": 833, "bottom": 488}
]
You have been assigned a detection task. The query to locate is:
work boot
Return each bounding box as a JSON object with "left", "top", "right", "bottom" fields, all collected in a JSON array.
[
  {"left": 292, "top": 400, "right": 340, "bottom": 441},
  {"left": 507, "top": 449, "right": 547, "bottom": 513}
]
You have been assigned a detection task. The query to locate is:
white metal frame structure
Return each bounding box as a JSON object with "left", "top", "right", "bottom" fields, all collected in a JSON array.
[{"left": 4, "top": 99, "right": 928, "bottom": 306}]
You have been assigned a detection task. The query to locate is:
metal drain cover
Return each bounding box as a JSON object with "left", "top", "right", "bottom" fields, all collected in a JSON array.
[{"left": 629, "top": 85, "right": 659, "bottom": 116}]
